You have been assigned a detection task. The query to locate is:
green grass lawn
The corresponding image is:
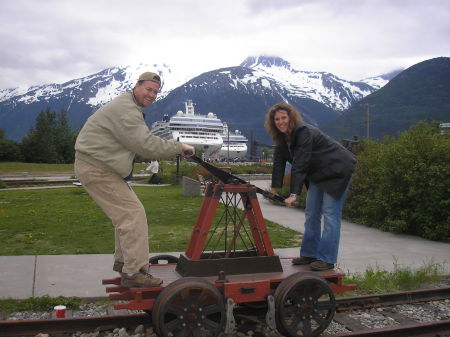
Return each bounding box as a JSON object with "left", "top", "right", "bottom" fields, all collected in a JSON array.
[
  {"left": 0, "top": 185, "right": 301, "bottom": 255},
  {"left": 0, "top": 162, "right": 150, "bottom": 177},
  {"left": 0, "top": 162, "right": 75, "bottom": 174}
]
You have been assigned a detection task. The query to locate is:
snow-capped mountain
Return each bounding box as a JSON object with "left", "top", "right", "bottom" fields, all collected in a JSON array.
[
  {"left": 0, "top": 63, "right": 191, "bottom": 106},
  {"left": 360, "top": 69, "right": 403, "bottom": 89},
  {"left": 241, "top": 56, "right": 379, "bottom": 111},
  {"left": 0, "top": 56, "right": 394, "bottom": 141}
]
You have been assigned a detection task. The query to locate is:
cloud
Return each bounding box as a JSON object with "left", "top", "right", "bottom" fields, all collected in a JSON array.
[{"left": 0, "top": 0, "right": 449, "bottom": 89}]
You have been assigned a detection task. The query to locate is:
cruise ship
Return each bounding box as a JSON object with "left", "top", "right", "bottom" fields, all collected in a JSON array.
[
  {"left": 220, "top": 123, "right": 248, "bottom": 159},
  {"left": 150, "top": 100, "right": 224, "bottom": 158},
  {"left": 150, "top": 100, "right": 248, "bottom": 159}
]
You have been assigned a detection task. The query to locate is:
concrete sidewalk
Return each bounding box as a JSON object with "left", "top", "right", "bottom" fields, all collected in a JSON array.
[{"left": 0, "top": 180, "right": 448, "bottom": 299}]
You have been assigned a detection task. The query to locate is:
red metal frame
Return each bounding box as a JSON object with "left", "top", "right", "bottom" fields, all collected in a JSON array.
[{"left": 185, "top": 183, "right": 275, "bottom": 259}]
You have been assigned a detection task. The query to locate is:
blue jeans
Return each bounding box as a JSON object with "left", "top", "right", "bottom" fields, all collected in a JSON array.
[{"left": 299, "top": 179, "right": 351, "bottom": 264}]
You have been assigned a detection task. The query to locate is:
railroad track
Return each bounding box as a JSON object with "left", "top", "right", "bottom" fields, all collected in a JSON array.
[
  {"left": 1, "top": 287, "right": 449, "bottom": 337},
  {"left": 2, "top": 179, "right": 75, "bottom": 187},
  {"left": 1, "top": 176, "right": 142, "bottom": 187}
]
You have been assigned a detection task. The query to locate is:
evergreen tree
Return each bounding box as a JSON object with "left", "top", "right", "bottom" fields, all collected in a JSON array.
[
  {"left": 54, "top": 110, "right": 76, "bottom": 163},
  {"left": 20, "top": 108, "right": 76, "bottom": 163},
  {"left": 0, "top": 128, "right": 23, "bottom": 161}
]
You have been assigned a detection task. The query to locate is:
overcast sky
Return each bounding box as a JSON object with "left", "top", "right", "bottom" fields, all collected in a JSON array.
[{"left": 1, "top": 0, "right": 449, "bottom": 90}]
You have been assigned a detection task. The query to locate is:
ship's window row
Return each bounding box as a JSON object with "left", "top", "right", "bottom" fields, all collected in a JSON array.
[
  {"left": 181, "top": 135, "right": 220, "bottom": 140},
  {"left": 171, "top": 118, "right": 223, "bottom": 123}
]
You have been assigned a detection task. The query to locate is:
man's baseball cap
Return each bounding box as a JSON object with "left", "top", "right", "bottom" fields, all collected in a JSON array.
[{"left": 138, "top": 72, "right": 161, "bottom": 84}]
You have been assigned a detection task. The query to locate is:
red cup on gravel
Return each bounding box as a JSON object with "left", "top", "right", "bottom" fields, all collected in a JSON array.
[{"left": 54, "top": 305, "right": 66, "bottom": 318}]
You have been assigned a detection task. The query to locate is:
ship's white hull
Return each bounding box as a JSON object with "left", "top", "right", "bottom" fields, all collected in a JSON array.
[
  {"left": 219, "top": 143, "right": 248, "bottom": 158},
  {"left": 172, "top": 131, "right": 223, "bottom": 157}
]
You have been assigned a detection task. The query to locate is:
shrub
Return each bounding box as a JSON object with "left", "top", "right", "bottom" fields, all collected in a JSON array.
[{"left": 344, "top": 121, "right": 450, "bottom": 242}]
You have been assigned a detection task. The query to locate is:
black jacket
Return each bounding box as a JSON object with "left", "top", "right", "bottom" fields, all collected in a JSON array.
[{"left": 271, "top": 124, "right": 356, "bottom": 200}]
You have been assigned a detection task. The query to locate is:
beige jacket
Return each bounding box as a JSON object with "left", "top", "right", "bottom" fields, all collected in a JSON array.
[{"left": 75, "top": 91, "right": 182, "bottom": 177}]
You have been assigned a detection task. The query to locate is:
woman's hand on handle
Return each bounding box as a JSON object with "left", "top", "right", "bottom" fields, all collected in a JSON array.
[{"left": 284, "top": 195, "right": 297, "bottom": 208}]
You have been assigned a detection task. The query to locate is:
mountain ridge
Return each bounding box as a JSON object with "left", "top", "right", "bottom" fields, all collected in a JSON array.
[
  {"left": 0, "top": 56, "right": 396, "bottom": 142},
  {"left": 322, "top": 57, "right": 450, "bottom": 140}
]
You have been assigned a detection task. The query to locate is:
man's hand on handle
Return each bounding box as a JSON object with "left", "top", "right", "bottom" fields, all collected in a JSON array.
[{"left": 181, "top": 144, "right": 195, "bottom": 158}]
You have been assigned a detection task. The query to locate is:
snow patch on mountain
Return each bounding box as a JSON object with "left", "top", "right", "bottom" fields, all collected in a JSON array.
[
  {"left": 360, "top": 77, "right": 389, "bottom": 89},
  {"left": 360, "top": 69, "right": 403, "bottom": 89},
  {"left": 0, "top": 86, "right": 30, "bottom": 102},
  {"left": 1, "top": 63, "right": 195, "bottom": 107},
  {"left": 242, "top": 56, "right": 374, "bottom": 111},
  {"left": 86, "top": 63, "right": 196, "bottom": 106}
]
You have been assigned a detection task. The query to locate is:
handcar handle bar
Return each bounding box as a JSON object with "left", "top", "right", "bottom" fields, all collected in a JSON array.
[{"left": 186, "top": 154, "right": 285, "bottom": 204}]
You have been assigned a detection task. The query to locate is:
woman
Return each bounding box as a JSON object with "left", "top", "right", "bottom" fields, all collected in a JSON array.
[{"left": 265, "top": 102, "right": 356, "bottom": 271}]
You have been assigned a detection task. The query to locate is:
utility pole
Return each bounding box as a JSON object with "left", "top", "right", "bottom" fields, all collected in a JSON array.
[
  {"left": 175, "top": 136, "right": 180, "bottom": 184},
  {"left": 361, "top": 103, "right": 374, "bottom": 139},
  {"left": 227, "top": 124, "right": 230, "bottom": 165}
]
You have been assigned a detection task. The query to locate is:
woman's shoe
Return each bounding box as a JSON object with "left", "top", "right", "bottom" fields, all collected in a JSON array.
[
  {"left": 310, "top": 260, "right": 334, "bottom": 271},
  {"left": 292, "top": 256, "right": 317, "bottom": 265}
]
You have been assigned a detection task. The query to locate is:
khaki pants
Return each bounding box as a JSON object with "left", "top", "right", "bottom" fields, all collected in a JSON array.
[{"left": 74, "top": 158, "right": 149, "bottom": 274}]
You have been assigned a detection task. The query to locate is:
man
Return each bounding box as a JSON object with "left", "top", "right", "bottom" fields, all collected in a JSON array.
[
  {"left": 146, "top": 159, "right": 160, "bottom": 184},
  {"left": 75, "top": 72, "right": 195, "bottom": 288}
]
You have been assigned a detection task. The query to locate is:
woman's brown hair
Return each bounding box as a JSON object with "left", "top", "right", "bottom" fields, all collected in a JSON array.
[{"left": 264, "top": 102, "right": 303, "bottom": 145}]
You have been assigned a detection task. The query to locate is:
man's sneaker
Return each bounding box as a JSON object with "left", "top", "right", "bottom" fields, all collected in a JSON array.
[
  {"left": 113, "top": 261, "right": 124, "bottom": 273},
  {"left": 292, "top": 256, "right": 317, "bottom": 265},
  {"left": 310, "top": 260, "right": 334, "bottom": 271},
  {"left": 114, "top": 262, "right": 150, "bottom": 274},
  {"left": 121, "top": 273, "right": 163, "bottom": 288}
]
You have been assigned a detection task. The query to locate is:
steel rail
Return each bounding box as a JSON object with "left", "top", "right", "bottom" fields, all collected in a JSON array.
[
  {"left": 1, "top": 286, "right": 449, "bottom": 337},
  {"left": 322, "top": 319, "right": 450, "bottom": 337},
  {"left": 0, "top": 313, "right": 149, "bottom": 337},
  {"left": 336, "top": 286, "right": 450, "bottom": 312}
]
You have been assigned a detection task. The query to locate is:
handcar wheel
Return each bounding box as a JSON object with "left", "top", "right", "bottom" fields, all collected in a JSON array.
[
  {"left": 274, "top": 272, "right": 336, "bottom": 337},
  {"left": 144, "top": 277, "right": 194, "bottom": 317},
  {"left": 149, "top": 254, "right": 179, "bottom": 265},
  {"left": 152, "top": 277, "right": 225, "bottom": 337}
]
